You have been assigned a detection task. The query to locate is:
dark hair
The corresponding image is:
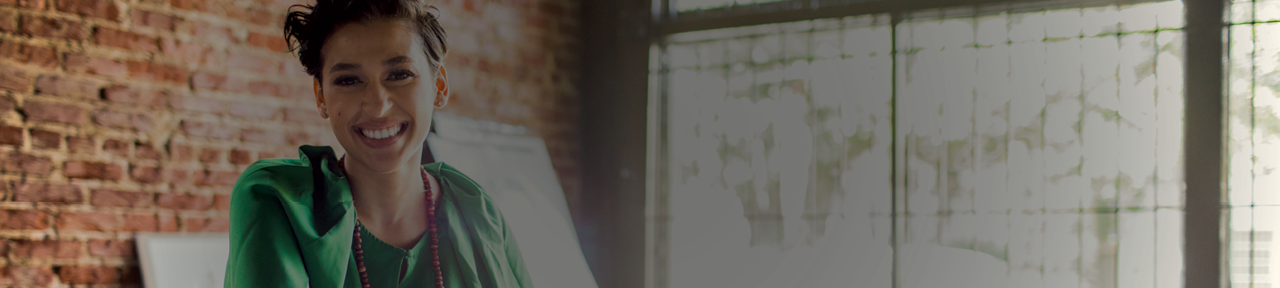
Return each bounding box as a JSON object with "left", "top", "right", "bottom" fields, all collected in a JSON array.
[{"left": 283, "top": 0, "right": 448, "bottom": 79}]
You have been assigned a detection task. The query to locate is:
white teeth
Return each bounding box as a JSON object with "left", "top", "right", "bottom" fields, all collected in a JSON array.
[{"left": 360, "top": 125, "right": 402, "bottom": 139}]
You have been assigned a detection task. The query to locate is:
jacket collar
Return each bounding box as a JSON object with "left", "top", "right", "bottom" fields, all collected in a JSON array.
[{"left": 297, "top": 145, "right": 356, "bottom": 288}]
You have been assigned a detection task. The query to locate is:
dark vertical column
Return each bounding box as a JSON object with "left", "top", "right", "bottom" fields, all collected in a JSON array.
[
  {"left": 1183, "top": 0, "right": 1225, "bottom": 287},
  {"left": 577, "top": 0, "right": 652, "bottom": 287}
]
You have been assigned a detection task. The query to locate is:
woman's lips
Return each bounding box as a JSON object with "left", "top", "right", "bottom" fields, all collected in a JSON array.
[{"left": 353, "top": 122, "right": 408, "bottom": 149}]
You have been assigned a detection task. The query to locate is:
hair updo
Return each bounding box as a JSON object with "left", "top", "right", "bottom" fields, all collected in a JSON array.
[{"left": 283, "top": 0, "right": 449, "bottom": 79}]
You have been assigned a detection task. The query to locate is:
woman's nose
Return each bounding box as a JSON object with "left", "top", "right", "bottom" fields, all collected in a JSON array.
[{"left": 366, "top": 85, "right": 394, "bottom": 117}]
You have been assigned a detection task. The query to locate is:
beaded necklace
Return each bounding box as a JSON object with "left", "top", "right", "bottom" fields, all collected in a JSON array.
[{"left": 338, "top": 157, "right": 443, "bottom": 288}]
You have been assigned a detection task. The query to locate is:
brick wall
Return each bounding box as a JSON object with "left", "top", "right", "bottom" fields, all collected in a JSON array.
[{"left": 0, "top": 0, "right": 580, "bottom": 285}]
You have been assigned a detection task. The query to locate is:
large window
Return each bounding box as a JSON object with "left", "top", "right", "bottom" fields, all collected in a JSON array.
[{"left": 649, "top": 1, "right": 1191, "bottom": 287}]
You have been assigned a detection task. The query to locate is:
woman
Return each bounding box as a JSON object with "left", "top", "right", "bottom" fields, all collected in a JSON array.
[{"left": 223, "top": 0, "right": 532, "bottom": 287}]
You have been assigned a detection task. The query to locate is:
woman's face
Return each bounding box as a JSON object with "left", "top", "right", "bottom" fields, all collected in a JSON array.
[{"left": 319, "top": 18, "right": 446, "bottom": 172}]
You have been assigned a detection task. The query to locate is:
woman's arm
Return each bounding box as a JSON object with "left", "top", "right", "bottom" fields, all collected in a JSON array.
[{"left": 224, "top": 171, "right": 309, "bottom": 287}]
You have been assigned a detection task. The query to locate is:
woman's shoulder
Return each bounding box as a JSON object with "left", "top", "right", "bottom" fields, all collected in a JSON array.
[
  {"left": 431, "top": 162, "right": 483, "bottom": 192},
  {"left": 429, "top": 162, "right": 505, "bottom": 215},
  {"left": 233, "top": 146, "right": 336, "bottom": 204}
]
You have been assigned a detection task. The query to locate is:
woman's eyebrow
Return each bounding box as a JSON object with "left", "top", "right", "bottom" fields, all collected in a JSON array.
[
  {"left": 383, "top": 56, "right": 411, "bottom": 66},
  {"left": 330, "top": 62, "right": 359, "bottom": 73}
]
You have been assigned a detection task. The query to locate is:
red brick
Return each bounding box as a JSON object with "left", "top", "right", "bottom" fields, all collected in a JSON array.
[
  {"left": 0, "top": 126, "right": 21, "bottom": 145},
  {"left": 56, "top": 265, "right": 119, "bottom": 284},
  {"left": 168, "top": 94, "right": 225, "bottom": 114},
  {"left": 34, "top": 75, "right": 99, "bottom": 99},
  {"left": 3, "top": 266, "right": 55, "bottom": 286},
  {"left": 199, "top": 148, "right": 221, "bottom": 163},
  {"left": 28, "top": 129, "right": 58, "bottom": 148},
  {"left": 258, "top": 151, "right": 280, "bottom": 160},
  {"left": 245, "top": 8, "right": 274, "bottom": 26},
  {"left": 0, "top": 94, "right": 13, "bottom": 111},
  {"left": 227, "top": 100, "right": 278, "bottom": 119},
  {"left": 155, "top": 193, "right": 211, "bottom": 210},
  {"left": 197, "top": 170, "right": 238, "bottom": 187},
  {"left": 66, "top": 135, "right": 93, "bottom": 154},
  {"left": 181, "top": 121, "right": 237, "bottom": 139},
  {"left": 92, "top": 110, "right": 152, "bottom": 131},
  {"left": 131, "top": 10, "right": 180, "bottom": 31},
  {"left": 102, "top": 139, "right": 128, "bottom": 157},
  {"left": 126, "top": 61, "right": 187, "bottom": 83},
  {"left": 0, "top": 41, "right": 57, "bottom": 68},
  {"left": 24, "top": 101, "right": 85, "bottom": 124},
  {"left": 54, "top": 0, "right": 119, "bottom": 21},
  {"left": 10, "top": 240, "right": 80, "bottom": 259},
  {"left": 190, "top": 72, "right": 247, "bottom": 92},
  {"left": 87, "top": 239, "right": 133, "bottom": 257},
  {"left": 123, "top": 214, "right": 156, "bottom": 231},
  {"left": 102, "top": 85, "right": 167, "bottom": 107},
  {"left": 64, "top": 54, "right": 127, "bottom": 78},
  {"left": 93, "top": 27, "right": 158, "bottom": 52},
  {"left": 284, "top": 107, "right": 325, "bottom": 125},
  {"left": 135, "top": 143, "right": 161, "bottom": 160},
  {"left": 229, "top": 149, "right": 252, "bottom": 164},
  {"left": 248, "top": 81, "right": 286, "bottom": 98},
  {"left": 226, "top": 51, "right": 276, "bottom": 74},
  {"left": 214, "top": 194, "right": 231, "bottom": 210},
  {"left": 0, "top": 0, "right": 45, "bottom": 9},
  {"left": 1, "top": 152, "right": 53, "bottom": 175},
  {"left": 158, "top": 211, "right": 178, "bottom": 232},
  {"left": 170, "top": 0, "right": 218, "bottom": 14},
  {"left": 160, "top": 38, "right": 211, "bottom": 65},
  {"left": 55, "top": 212, "right": 120, "bottom": 231},
  {"left": 190, "top": 72, "right": 222, "bottom": 90},
  {"left": 169, "top": 143, "right": 193, "bottom": 162},
  {"left": 19, "top": 15, "right": 84, "bottom": 40},
  {"left": 287, "top": 131, "right": 318, "bottom": 146},
  {"left": 0, "top": 9, "right": 15, "bottom": 32},
  {"left": 63, "top": 161, "right": 123, "bottom": 180},
  {"left": 183, "top": 217, "right": 228, "bottom": 232},
  {"left": 241, "top": 128, "right": 285, "bottom": 145},
  {"left": 129, "top": 165, "right": 162, "bottom": 183},
  {"left": 186, "top": 21, "right": 235, "bottom": 45},
  {"left": 0, "top": 65, "right": 32, "bottom": 91},
  {"left": 90, "top": 189, "right": 152, "bottom": 208},
  {"left": 0, "top": 209, "right": 50, "bottom": 229},
  {"left": 87, "top": 240, "right": 134, "bottom": 257},
  {"left": 247, "top": 32, "right": 287, "bottom": 52},
  {"left": 12, "top": 182, "right": 80, "bottom": 202}
]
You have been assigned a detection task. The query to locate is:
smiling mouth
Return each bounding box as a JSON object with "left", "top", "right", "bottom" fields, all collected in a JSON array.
[{"left": 355, "top": 123, "right": 408, "bottom": 140}]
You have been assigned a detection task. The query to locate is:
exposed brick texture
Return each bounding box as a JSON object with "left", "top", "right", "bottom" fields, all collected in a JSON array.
[{"left": 0, "top": 0, "right": 581, "bottom": 286}]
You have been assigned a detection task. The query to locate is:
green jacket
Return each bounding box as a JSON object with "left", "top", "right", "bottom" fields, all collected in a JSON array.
[{"left": 224, "top": 145, "right": 533, "bottom": 287}]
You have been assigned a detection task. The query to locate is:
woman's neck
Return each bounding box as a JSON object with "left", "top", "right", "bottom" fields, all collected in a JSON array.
[{"left": 343, "top": 154, "right": 433, "bottom": 230}]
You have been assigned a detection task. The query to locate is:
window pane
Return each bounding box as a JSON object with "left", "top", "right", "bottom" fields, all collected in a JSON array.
[
  {"left": 1227, "top": 1, "right": 1280, "bottom": 286},
  {"left": 894, "top": 3, "right": 1183, "bottom": 288},
  {"left": 661, "top": 16, "right": 895, "bottom": 288}
]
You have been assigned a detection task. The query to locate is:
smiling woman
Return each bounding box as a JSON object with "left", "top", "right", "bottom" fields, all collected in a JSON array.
[{"left": 222, "top": 0, "right": 533, "bottom": 287}]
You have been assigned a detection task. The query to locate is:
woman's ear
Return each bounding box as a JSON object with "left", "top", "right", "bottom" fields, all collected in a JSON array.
[
  {"left": 314, "top": 79, "right": 328, "bottom": 119},
  {"left": 434, "top": 65, "right": 449, "bottom": 108}
]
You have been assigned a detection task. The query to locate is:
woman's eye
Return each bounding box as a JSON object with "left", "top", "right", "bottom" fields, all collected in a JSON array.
[
  {"left": 388, "top": 70, "right": 415, "bottom": 81},
  {"left": 333, "top": 76, "right": 361, "bottom": 86}
]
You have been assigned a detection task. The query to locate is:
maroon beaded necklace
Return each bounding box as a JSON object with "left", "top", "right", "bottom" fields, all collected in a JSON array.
[{"left": 338, "top": 157, "right": 444, "bottom": 288}]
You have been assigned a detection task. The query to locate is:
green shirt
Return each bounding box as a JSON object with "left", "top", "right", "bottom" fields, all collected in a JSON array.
[{"left": 224, "top": 145, "right": 533, "bottom": 288}]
